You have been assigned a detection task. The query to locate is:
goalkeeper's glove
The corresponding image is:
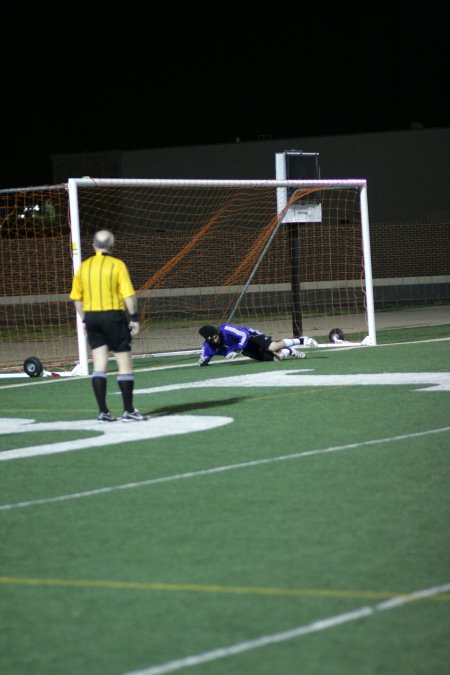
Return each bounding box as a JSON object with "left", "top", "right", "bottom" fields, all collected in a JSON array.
[
  {"left": 248, "top": 328, "right": 262, "bottom": 336},
  {"left": 198, "top": 356, "right": 209, "bottom": 366},
  {"left": 225, "top": 351, "right": 238, "bottom": 360},
  {"left": 303, "top": 336, "right": 319, "bottom": 348}
]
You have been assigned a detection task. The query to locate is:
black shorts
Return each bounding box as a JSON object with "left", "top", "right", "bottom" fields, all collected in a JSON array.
[
  {"left": 242, "top": 334, "right": 275, "bottom": 361},
  {"left": 84, "top": 310, "right": 132, "bottom": 353}
]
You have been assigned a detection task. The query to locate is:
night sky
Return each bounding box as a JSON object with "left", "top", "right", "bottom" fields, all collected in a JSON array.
[{"left": 2, "top": 3, "right": 449, "bottom": 189}]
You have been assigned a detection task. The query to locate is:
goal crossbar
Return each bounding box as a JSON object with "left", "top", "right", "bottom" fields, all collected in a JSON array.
[{"left": 72, "top": 178, "right": 367, "bottom": 188}]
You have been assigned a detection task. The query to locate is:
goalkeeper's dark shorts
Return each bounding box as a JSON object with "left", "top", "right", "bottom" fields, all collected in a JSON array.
[
  {"left": 84, "top": 310, "right": 132, "bottom": 353},
  {"left": 242, "top": 334, "right": 275, "bottom": 362}
]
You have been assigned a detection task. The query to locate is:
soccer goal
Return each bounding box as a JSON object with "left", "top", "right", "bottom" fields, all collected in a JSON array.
[{"left": 0, "top": 177, "right": 375, "bottom": 377}]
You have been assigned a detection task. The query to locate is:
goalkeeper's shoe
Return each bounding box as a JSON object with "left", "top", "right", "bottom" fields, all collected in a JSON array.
[
  {"left": 122, "top": 409, "right": 149, "bottom": 422},
  {"left": 290, "top": 348, "right": 306, "bottom": 359},
  {"left": 303, "top": 336, "right": 319, "bottom": 348},
  {"left": 98, "top": 411, "right": 117, "bottom": 423}
]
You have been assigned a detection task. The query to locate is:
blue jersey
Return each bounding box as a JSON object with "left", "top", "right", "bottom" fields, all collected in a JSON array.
[{"left": 200, "top": 324, "right": 254, "bottom": 363}]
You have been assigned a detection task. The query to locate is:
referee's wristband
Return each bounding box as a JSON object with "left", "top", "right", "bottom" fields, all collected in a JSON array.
[{"left": 129, "top": 313, "right": 139, "bottom": 322}]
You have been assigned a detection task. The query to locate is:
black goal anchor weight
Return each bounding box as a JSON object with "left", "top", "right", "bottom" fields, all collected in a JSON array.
[
  {"left": 328, "top": 328, "right": 345, "bottom": 343},
  {"left": 23, "top": 356, "right": 44, "bottom": 377}
]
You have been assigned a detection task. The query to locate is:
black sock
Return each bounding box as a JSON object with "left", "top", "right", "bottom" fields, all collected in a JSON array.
[
  {"left": 92, "top": 372, "right": 107, "bottom": 413},
  {"left": 117, "top": 374, "right": 134, "bottom": 413}
]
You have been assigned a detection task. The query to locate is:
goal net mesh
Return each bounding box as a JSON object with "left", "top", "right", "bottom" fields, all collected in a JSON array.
[
  {"left": 0, "top": 186, "right": 74, "bottom": 372},
  {"left": 0, "top": 180, "right": 369, "bottom": 372}
]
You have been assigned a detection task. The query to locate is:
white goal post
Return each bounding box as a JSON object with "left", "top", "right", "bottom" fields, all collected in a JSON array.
[{"left": 68, "top": 177, "right": 376, "bottom": 377}]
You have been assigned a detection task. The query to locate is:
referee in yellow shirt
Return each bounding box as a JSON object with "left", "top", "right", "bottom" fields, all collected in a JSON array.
[{"left": 70, "top": 229, "right": 148, "bottom": 422}]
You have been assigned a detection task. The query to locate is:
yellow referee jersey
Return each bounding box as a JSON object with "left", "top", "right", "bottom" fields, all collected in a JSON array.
[{"left": 70, "top": 252, "right": 135, "bottom": 311}]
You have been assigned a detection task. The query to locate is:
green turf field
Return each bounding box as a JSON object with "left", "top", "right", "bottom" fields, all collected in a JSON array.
[{"left": 1, "top": 326, "right": 449, "bottom": 674}]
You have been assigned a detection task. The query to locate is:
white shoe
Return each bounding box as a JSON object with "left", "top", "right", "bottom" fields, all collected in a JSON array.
[
  {"left": 98, "top": 411, "right": 117, "bottom": 423},
  {"left": 122, "top": 409, "right": 149, "bottom": 422},
  {"left": 290, "top": 348, "right": 306, "bottom": 359},
  {"left": 304, "top": 336, "right": 318, "bottom": 348}
]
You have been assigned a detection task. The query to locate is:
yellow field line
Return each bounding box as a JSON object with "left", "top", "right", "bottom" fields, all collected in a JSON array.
[{"left": 1, "top": 576, "right": 449, "bottom": 602}]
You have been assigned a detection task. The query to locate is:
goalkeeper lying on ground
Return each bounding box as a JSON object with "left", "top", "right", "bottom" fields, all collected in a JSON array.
[{"left": 198, "top": 324, "right": 318, "bottom": 366}]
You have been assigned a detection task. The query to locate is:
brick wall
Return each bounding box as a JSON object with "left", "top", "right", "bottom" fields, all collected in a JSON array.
[{"left": 370, "top": 220, "right": 450, "bottom": 277}]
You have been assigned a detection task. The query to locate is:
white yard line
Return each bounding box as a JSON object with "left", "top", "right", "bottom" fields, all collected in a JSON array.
[
  {"left": 1, "top": 336, "right": 449, "bottom": 389},
  {"left": 1, "top": 426, "right": 448, "bottom": 512},
  {"left": 122, "top": 582, "right": 450, "bottom": 675}
]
